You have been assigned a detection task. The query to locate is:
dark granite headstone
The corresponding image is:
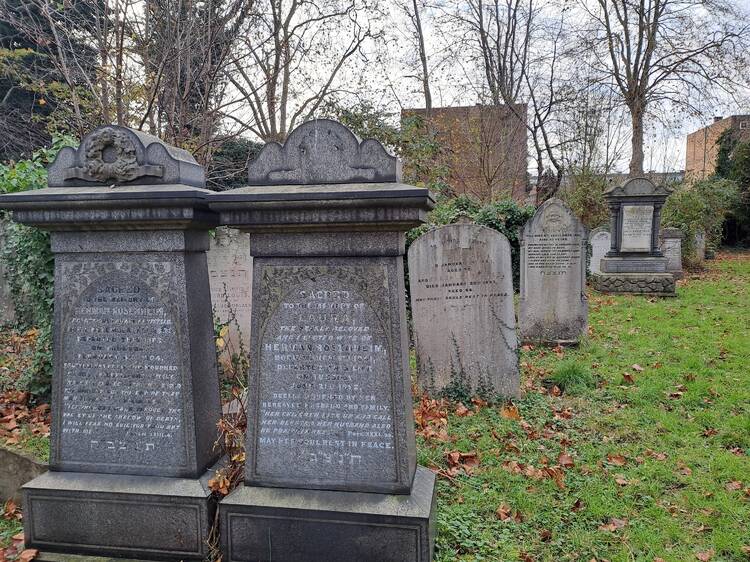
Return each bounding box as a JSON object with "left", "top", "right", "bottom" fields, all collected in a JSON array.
[
  {"left": 0, "top": 126, "right": 222, "bottom": 559},
  {"left": 212, "top": 119, "right": 436, "bottom": 562},
  {"left": 519, "top": 198, "right": 588, "bottom": 345}
]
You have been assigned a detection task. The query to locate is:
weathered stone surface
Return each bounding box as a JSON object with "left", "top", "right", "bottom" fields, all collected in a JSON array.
[
  {"left": 215, "top": 119, "right": 435, "bottom": 562},
  {"left": 0, "top": 125, "right": 223, "bottom": 560},
  {"left": 47, "top": 126, "right": 204, "bottom": 187},
  {"left": 0, "top": 447, "right": 46, "bottom": 503},
  {"left": 207, "top": 227, "right": 252, "bottom": 353},
  {"left": 49, "top": 233, "right": 220, "bottom": 478},
  {"left": 660, "top": 228, "right": 684, "bottom": 279},
  {"left": 220, "top": 466, "right": 436, "bottom": 562},
  {"left": 246, "top": 256, "right": 415, "bottom": 494},
  {"left": 519, "top": 198, "right": 588, "bottom": 344},
  {"left": 588, "top": 227, "right": 610, "bottom": 275},
  {"left": 592, "top": 272, "right": 676, "bottom": 296},
  {"left": 248, "top": 119, "right": 400, "bottom": 185},
  {"left": 23, "top": 471, "right": 215, "bottom": 560},
  {"left": 0, "top": 217, "right": 15, "bottom": 325},
  {"left": 694, "top": 229, "right": 706, "bottom": 262},
  {"left": 620, "top": 205, "right": 653, "bottom": 252},
  {"left": 408, "top": 223, "right": 518, "bottom": 397}
]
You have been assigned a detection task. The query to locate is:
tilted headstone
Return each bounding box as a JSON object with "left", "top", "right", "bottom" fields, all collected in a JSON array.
[
  {"left": 408, "top": 222, "right": 518, "bottom": 397},
  {"left": 519, "top": 197, "right": 588, "bottom": 345},
  {"left": 588, "top": 226, "right": 610, "bottom": 275},
  {"left": 212, "top": 119, "right": 436, "bottom": 562},
  {"left": 0, "top": 126, "right": 222, "bottom": 559},
  {"left": 593, "top": 177, "right": 675, "bottom": 295},
  {"left": 207, "top": 226, "right": 253, "bottom": 354},
  {"left": 659, "top": 227, "right": 684, "bottom": 279}
]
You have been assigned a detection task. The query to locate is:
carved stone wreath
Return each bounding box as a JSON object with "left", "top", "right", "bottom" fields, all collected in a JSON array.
[
  {"left": 64, "top": 126, "right": 164, "bottom": 184},
  {"left": 83, "top": 128, "right": 140, "bottom": 182}
]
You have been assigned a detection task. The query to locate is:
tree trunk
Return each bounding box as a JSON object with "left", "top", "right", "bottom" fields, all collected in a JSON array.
[
  {"left": 628, "top": 99, "right": 645, "bottom": 176},
  {"left": 412, "top": 0, "right": 432, "bottom": 114}
]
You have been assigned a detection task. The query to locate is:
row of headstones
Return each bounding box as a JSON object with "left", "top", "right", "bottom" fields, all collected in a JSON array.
[{"left": 1, "top": 121, "right": 437, "bottom": 562}]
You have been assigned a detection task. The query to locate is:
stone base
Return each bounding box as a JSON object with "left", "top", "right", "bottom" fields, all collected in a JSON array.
[
  {"left": 34, "top": 553, "right": 153, "bottom": 562},
  {"left": 600, "top": 255, "right": 667, "bottom": 273},
  {"left": 22, "top": 470, "right": 216, "bottom": 560},
  {"left": 220, "top": 466, "right": 437, "bottom": 562},
  {"left": 592, "top": 272, "right": 676, "bottom": 296}
]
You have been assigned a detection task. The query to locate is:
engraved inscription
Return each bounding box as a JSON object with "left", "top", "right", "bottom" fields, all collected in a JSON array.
[
  {"left": 254, "top": 266, "right": 396, "bottom": 483},
  {"left": 662, "top": 238, "right": 681, "bottom": 270},
  {"left": 621, "top": 205, "right": 653, "bottom": 252},
  {"left": 60, "top": 268, "right": 186, "bottom": 467},
  {"left": 525, "top": 230, "right": 583, "bottom": 276}
]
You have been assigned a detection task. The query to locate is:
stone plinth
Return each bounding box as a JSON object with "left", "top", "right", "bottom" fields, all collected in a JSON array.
[
  {"left": 408, "top": 222, "right": 518, "bottom": 397},
  {"left": 0, "top": 126, "right": 222, "bottom": 559},
  {"left": 212, "top": 120, "right": 436, "bottom": 561},
  {"left": 593, "top": 177, "right": 674, "bottom": 296},
  {"left": 519, "top": 198, "right": 588, "bottom": 345}
]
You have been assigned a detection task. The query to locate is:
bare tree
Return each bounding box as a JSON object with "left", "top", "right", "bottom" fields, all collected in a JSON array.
[
  {"left": 227, "top": 0, "right": 379, "bottom": 142},
  {"left": 581, "top": 0, "right": 750, "bottom": 176},
  {"left": 394, "top": 0, "right": 433, "bottom": 113}
]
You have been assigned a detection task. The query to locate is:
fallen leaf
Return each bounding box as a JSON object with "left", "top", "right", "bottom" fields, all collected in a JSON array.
[
  {"left": 551, "top": 385, "right": 562, "bottom": 397},
  {"left": 607, "top": 453, "right": 627, "bottom": 466},
  {"left": 500, "top": 404, "right": 521, "bottom": 420},
  {"left": 598, "top": 518, "right": 628, "bottom": 532},
  {"left": 454, "top": 403, "right": 471, "bottom": 417},
  {"left": 622, "top": 372, "right": 635, "bottom": 384},
  {"left": 631, "top": 364, "right": 644, "bottom": 372},
  {"left": 540, "top": 529, "right": 552, "bottom": 542},
  {"left": 615, "top": 476, "right": 629, "bottom": 486},
  {"left": 19, "top": 549, "right": 37, "bottom": 562},
  {"left": 558, "top": 452, "right": 575, "bottom": 469},
  {"left": 702, "top": 428, "right": 718, "bottom": 437},
  {"left": 725, "top": 480, "right": 743, "bottom": 492},
  {"left": 695, "top": 550, "right": 714, "bottom": 561},
  {"left": 571, "top": 498, "right": 584, "bottom": 512}
]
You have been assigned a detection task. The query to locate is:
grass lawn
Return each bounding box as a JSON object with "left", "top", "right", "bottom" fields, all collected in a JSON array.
[
  {"left": 1, "top": 252, "right": 748, "bottom": 561},
  {"left": 422, "top": 251, "right": 750, "bottom": 562}
]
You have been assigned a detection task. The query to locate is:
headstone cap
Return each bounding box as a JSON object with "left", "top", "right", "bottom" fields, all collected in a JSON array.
[
  {"left": 48, "top": 125, "right": 205, "bottom": 188},
  {"left": 247, "top": 119, "right": 401, "bottom": 185},
  {"left": 604, "top": 177, "right": 672, "bottom": 198}
]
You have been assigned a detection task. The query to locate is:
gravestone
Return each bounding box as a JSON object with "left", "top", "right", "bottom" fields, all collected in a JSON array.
[
  {"left": 593, "top": 177, "right": 675, "bottom": 295},
  {"left": 408, "top": 222, "right": 518, "bottom": 397},
  {"left": 588, "top": 227, "right": 610, "bottom": 275},
  {"left": 212, "top": 119, "right": 436, "bottom": 562},
  {"left": 519, "top": 197, "right": 588, "bottom": 345},
  {"left": 659, "top": 228, "right": 684, "bottom": 279},
  {"left": 0, "top": 126, "right": 222, "bottom": 559},
  {"left": 0, "top": 217, "right": 15, "bottom": 325},
  {"left": 207, "top": 226, "right": 253, "bottom": 353},
  {"left": 694, "top": 229, "right": 706, "bottom": 263}
]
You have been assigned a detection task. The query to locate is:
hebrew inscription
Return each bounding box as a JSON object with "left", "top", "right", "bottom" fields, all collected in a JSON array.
[
  {"left": 252, "top": 265, "right": 397, "bottom": 484},
  {"left": 58, "top": 262, "right": 186, "bottom": 469}
]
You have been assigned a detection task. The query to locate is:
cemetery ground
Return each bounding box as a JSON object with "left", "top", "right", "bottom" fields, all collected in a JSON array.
[{"left": 1, "top": 252, "right": 749, "bottom": 561}]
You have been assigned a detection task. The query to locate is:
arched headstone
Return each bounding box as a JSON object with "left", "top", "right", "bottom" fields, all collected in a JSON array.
[
  {"left": 588, "top": 226, "right": 610, "bottom": 275},
  {"left": 519, "top": 197, "right": 588, "bottom": 345},
  {"left": 408, "top": 222, "right": 518, "bottom": 398}
]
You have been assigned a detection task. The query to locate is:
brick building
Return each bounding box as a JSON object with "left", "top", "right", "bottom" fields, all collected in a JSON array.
[
  {"left": 685, "top": 114, "right": 750, "bottom": 179},
  {"left": 401, "top": 104, "right": 528, "bottom": 202}
]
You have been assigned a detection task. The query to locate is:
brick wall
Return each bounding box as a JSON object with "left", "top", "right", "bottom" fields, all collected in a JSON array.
[
  {"left": 685, "top": 115, "right": 750, "bottom": 180},
  {"left": 402, "top": 104, "right": 528, "bottom": 202}
]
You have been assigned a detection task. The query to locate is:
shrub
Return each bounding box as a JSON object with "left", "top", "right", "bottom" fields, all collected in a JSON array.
[
  {"left": 547, "top": 360, "right": 594, "bottom": 395},
  {"left": 407, "top": 195, "right": 534, "bottom": 290},
  {"left": 662, "top": 178, "right": 740, "bottom": 266},
  {"left": 558, "top": 170, "right": 610, "bottom": 229},
  {"left": 0, "top": 134, "right": 76, "bottom": 397}
]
